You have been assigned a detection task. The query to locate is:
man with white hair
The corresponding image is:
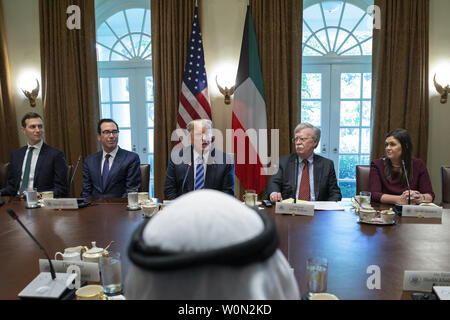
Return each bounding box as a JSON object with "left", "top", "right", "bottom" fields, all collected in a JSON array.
[
  {"left": 164, "top": 119, "right": 234, "bottom": 199},
  {"left": 125, "top": 189, "right": 300, "bottom": 300},
  {"left": 266, "top": 122, "right": 341, "bottom": 203}
]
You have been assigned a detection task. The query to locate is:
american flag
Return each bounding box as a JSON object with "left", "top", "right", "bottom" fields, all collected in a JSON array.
[{"left": 177, "top": 5, "right": 212, "bottom": 131}]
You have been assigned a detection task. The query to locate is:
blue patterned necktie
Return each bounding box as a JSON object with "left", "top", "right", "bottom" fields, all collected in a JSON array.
[
  {"left": 102, "top": 154, "right": 111, "bottom": 188},
  {"left": 18, "top": 146, "right": 35, "bottom": 195},
  {"left": 194, "top": 156, "right": 205, "bottom": 190}
]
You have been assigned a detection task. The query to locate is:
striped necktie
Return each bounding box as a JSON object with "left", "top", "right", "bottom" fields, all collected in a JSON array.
[
  {"left": 298, "top": 159, "right": 311, "bottom": 201},
  {"left": 19, "top": 147, "right": 35, "bottom": 195},
  {"left": 102, "top": 154, "right": 111, "bottom": 189},
  {"left": 194, "top": 156, "right": 205, "bottom": 190}
]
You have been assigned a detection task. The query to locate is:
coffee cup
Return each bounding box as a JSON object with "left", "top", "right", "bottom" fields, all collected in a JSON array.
[
  {"left": 381, "top": 210, "right": 395, "bottom": 224},
  {"left": 75, "top": 285, "right": 108, "bottom": 300},
  {"left": 55, "top": 251, "right": 81, "bottom": 261},
  {"left": 359, "top": 207, "right": 377, "bottom": 221},
  {"left": 142, "top": 203, "right": 159, "bottom": 218}
]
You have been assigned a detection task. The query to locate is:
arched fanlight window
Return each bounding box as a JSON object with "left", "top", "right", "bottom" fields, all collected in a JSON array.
[
  {"left": 96, "top": 8, "right": 151, "bottom": 61},
  {"left": 303, "top": 0, "right": 373, "bottom": 56}
]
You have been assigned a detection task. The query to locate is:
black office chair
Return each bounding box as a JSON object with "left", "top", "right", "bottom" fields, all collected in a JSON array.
[
  {"left": 0, "top": 163, "right": 9, "bottom": 189},
  {"left": 140, "top": 164, "right": 150, "bottom": 192},
  {"left": 440, "top": 166, "right": 450, "bottom": 208},
  {"left": 356, "top": 165, "right": 370, "bottom": 195}
]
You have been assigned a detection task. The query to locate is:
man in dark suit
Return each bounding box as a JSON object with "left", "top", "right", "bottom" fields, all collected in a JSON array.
[
  {"left": 164, "top": 119, "right": 234, "bottom": 199},
  {"left": 0, "top": 112, "right": 67, "bottom": 197},
  {"left": 267, "top": 123, "right": 341, "bottom": 202},
  {"left": 81, "top": 119, "right": 141, "bottom": 198}
]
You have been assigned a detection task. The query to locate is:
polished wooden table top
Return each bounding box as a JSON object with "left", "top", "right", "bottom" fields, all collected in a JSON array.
[{"left": 1, "top": 196, "right": 449, "bottom": 300}]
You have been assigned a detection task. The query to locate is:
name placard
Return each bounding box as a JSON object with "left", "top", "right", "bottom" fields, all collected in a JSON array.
[
  {"left": 403, "top": 270, "right": 450, "bottom": 292},
  {"left": 43, "top": 198, "right": 78, "bottom": 210},
  {"left": 39, "top": 259, "right": 100, "bottom": 282},
  {"left": 275, "top": 202, "right": 314, "bottom": 216},
  {"left": 401, "top": 204, "right": 442, "bottom": 218}
]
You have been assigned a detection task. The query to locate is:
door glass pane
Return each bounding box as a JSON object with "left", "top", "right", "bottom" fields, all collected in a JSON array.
[
  {"left": 340, "top": 101, "right": 360, "bottom": 126},
  {"left": 363, "top": 73, "right": 372, "bottom": 99},
  {"left": 362, "top": 101, "right": 371, "bottom": 126},
  {"left": 301, "top": 101, "right": 321, "bottom": 126},
  {"left": 338, "top": 181, "right": 356, "bottom": 199},
  {"left": 111, "top": 78, "right": 130, "bottom": 101},
  {"left": 112, "top": 104, "right": 131, "bottom": 127},
  {"left": 341, "top": 73, "right": 361, "bottom": 99},
  {"left": 339, "top": 155, "right": 358, "bottom": 179},
  {"left": 302, "top": 73, "right": 322, "bottom": 99},
  {"left": 339, "top": 128, "right": 359, "bottom": 153},
  {"left": 361, "top": 128, "right": 371, "bottom": 154},
  {"left": 118, "top": 129, "right": 132, "bottom": 151},
  {"left": 147, "top": 103, "right": 154, "bottom": 127},
  {"left": 100, "top": 78, "right": 110, "bottom": 102},
  {"left": 147, "top": 129, "right": 154, "bottom": 153},
  {"left": 101, "top": 103, "right": 111, "bottom": 118}
]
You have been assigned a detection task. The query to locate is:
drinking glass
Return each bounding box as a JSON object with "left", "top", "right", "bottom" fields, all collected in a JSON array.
[
  {"left": 100, "top": 251, "right": 122, "bottom": 295},
  {"left": 127, "top": 189, "right": 139, "bottom": 209},
  {"left": 306, "top": 257, "right": 328, "bottom": 293},
  {"left": 25, "top": 188, "right": 38, "bottom": 208},
  {"left": 360, "top": 191, "right": 371, "bottom": 206}
]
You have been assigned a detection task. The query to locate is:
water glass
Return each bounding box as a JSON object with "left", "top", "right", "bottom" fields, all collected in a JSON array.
[
  {"left": 25, "top": 188, "right": 38, "bottom": 208},
  {"left": 306, "top": 257, "right": 328, "bottom": 293},
  {"left": 100, "top": 251, "right": 122, "bottom": 295},
  {"left": 127, "top": 190, "right": 139, "bottom": 209},
  {"left": 244, "top": 190, "right": 258, "bottom": 206},
  {"left": 360, "top": 191, "right": 371, "bottom": 206}
]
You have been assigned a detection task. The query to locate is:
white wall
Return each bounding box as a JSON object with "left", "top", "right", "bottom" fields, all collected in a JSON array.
[
  {"left": 2, "top": 0, "right": 41, "bottom": 146},
  {"left": 428, "top": 0, "right": 450, "bottom": 203}
]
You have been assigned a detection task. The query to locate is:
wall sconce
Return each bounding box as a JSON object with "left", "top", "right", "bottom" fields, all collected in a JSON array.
[
  {"left": 215, "top": 75, "right": 235, "bottom": 105},
  {"left": 22, "top": 79, "right": 40, "bottom": 107},
  {"left": 433, "top": 74, "right": 449, "bottom": 104}
]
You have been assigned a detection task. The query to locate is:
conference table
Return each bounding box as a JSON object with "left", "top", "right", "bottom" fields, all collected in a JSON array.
[{"left": 0, "top": 196, "right": 449, "bottom": 300}]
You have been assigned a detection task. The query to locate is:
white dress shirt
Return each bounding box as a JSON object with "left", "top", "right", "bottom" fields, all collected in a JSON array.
[{"left": 101, "top": 146, "right": 119, "bottom": 175}]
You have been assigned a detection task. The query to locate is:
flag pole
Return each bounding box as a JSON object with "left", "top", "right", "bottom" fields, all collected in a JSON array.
[{"left": 196, "top": 0, "right": 198, "bottom": 7}]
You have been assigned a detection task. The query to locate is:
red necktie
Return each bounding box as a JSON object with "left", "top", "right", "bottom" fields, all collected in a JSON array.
[{"left": 298, "top": 159, "right": 310, "bottom": 201}]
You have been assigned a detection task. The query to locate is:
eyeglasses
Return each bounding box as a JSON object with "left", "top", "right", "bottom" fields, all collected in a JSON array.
[
  {"left": 102, "top": 130, "right": 120, "bottom": 136},
  {"left": 292, "top": 137, "right": 312, "bottom": 143}
]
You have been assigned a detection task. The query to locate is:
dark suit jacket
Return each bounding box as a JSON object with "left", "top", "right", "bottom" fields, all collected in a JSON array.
[
  {"left": 0, "top": 143, "right": 68, "bottom": 197},
  {"left": 164, "top": 146, "right": 235, "bottom": 199},
  {"left": 81, "top": 147, "right": 141, "bottom": 198},
  {"left": 266, "top": 153, "right": 342, "bottom": 201}
]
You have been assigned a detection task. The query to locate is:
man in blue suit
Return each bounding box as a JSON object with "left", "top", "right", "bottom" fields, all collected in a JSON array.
[
  {"left": 0, "top": 112, "right": 68, "bottom": 197},
  {"left": 81, "top": 119, "right": 141, "bottom": 198},
  {"left": 164, "top": 119, "right": 234, "bottom": 200}
]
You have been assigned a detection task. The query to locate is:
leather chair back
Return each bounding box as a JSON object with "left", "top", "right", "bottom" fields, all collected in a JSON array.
[
  {"left": 67, "top": 164, "right": 74, "bottom": 198},
  {"left": 440, "top": 166, "right": 450, "bottom": 205},
  {"left": 140, "top": 164, "right": 150, "bottom": 192},
  {"left": 0, "top": 162, "right": 9, "bottom": 189},
  {"left": 356, "top": 165, "right": 370, "bottom": 195}
]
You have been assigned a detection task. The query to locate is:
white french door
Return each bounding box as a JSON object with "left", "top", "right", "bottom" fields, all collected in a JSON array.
[
  {"left": 98, "top": 67, "right": 154, "bottom": 195},
  {"left": 302, "top": 63, "right": 372, "bottom": 198}
]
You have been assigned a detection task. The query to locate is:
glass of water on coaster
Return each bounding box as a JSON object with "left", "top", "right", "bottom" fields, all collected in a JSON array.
[
  {"left": 127, "top": 189, "right": 139, "bottom": 210},
  {"left": 306, "top": 256, "right": 328, "bottom": 293},
  {"left": 359, "top": 191, "right": 371, "bottom": 206}
]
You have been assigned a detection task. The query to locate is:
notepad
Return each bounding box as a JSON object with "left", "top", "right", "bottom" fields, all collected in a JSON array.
[{"left": 433, "top": 286, "right": 450, "bottom": 300}]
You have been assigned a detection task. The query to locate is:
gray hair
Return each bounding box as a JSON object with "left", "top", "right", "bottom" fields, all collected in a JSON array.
[
  {"left": 294, "top": 122, "right": 321, "bottom": 143},
  {"left": 187, "top": 119, "right": 212, "bottom": 132}
]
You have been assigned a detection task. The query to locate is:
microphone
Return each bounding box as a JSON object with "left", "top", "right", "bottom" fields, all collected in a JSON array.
[
  {"left": 6, "top": 208, "right": 74, "bottom": 299},
  {"left": 69, "top": 155, "right": 82, "bottom": 195},
  {"left": 402, "top": 160, "right": 411, "bottom": 205},
  {"left": 7, "top": 208, "right": 56, "bottom": 279},
  {"left": 181, "top": 163, "right": 192, "bottom": 193}
]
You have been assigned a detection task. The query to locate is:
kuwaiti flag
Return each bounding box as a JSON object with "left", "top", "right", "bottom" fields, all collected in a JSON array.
[
  {"left": 232, "top": 5, "right": 267, "bottom": 195},
  {"left": 177, "top": 5, "right": 212, "bottom": 131}
]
